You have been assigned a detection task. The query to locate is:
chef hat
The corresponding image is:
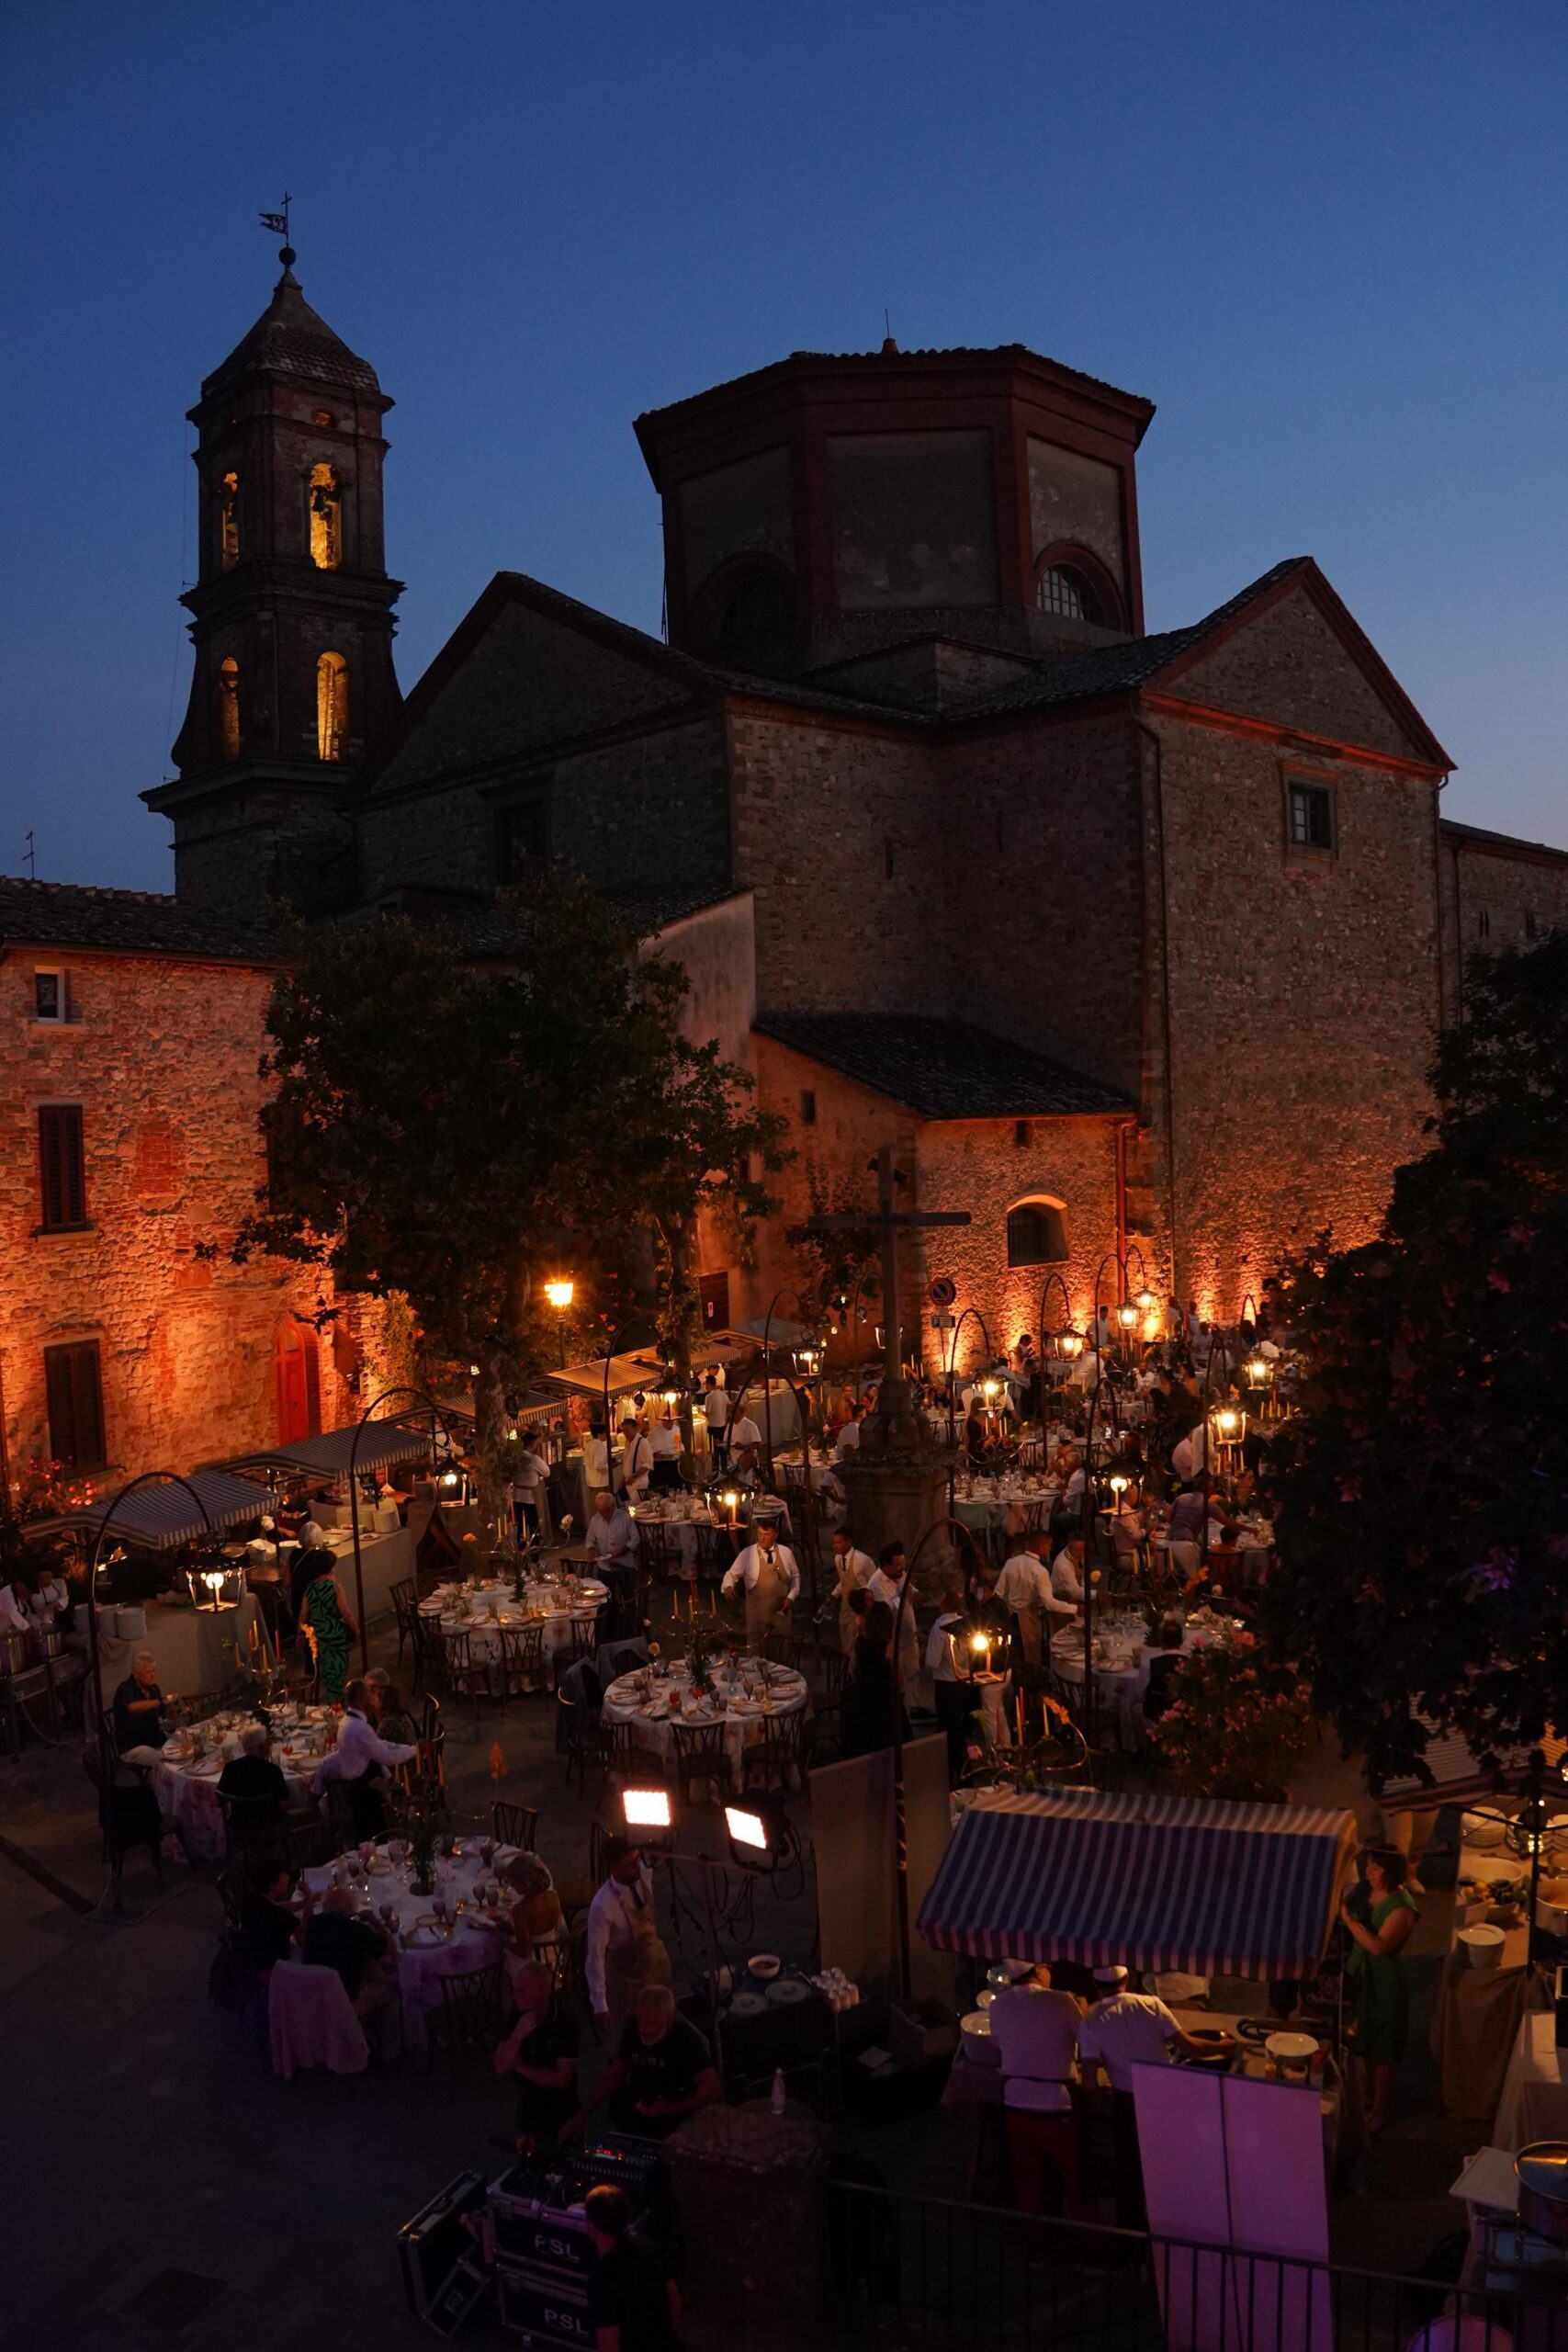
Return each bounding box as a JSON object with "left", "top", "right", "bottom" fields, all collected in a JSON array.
[{"left": 1093, "top": 1964, "right": 1128, "bottom": 1986}]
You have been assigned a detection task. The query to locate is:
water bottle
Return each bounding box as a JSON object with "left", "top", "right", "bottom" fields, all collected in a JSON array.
[{"left": 770, "top": 2067, "right": 786, "bottom": 2117}]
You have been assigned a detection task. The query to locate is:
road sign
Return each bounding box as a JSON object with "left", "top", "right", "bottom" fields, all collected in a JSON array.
[
  {"left": 931, "top": 1311, "right": 954, "bottom": 1331},
  {"left": 929, "top": 1276, "right": 957, "bottom": 1307}
]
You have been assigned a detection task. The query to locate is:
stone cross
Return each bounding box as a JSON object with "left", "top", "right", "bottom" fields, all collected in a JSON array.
[{"left": 804, "top": 1144, "right": 970, "bottom": 1456}]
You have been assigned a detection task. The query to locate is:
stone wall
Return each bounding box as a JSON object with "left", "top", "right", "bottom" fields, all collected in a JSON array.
[
  {"left": 1438, "top": 822, "right": 1568, "bottom": 1022},
  {"left": 750, "top": 1035, "right": 1122, "bottom": 1381},
  {"left": 1149, "top": 708, "right": 1442, "bottom": 1318},
  {"left": 0, "top": 945, "right": 346, "bottom": 1487}
]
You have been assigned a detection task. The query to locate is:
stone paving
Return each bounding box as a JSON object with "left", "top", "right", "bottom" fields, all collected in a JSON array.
[{"left": 0, "top": 1597, "right": 1490, "bottom": 2348}]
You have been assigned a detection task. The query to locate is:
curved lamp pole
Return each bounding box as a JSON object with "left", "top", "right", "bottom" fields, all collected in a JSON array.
[
  {"left": 348, "top": 1385, "right": 466, "bottom": 1673},
  {"left": 84, "top": 1469, "right": 216, "bottom": 1808},
  {"left": 757, "top": 1285, "right": 811, "bottom": 1487},
  {"left": 942, "top": 1306, "right": 993, "bottom": 1453},
  {"left": 888, "top": 1511, "right": 990, "bottom": 2000},
  {"left": 1197, "top": 1331, "right": 1237, "bottom": 1584},
  {"left": 1076, "top": 1350, "right": 1127, "bottom": 1764}
]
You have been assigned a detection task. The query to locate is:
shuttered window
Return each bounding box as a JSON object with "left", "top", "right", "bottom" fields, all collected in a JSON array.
[
  {"left": 38, "top": 1105, "right": 87, "bottom": 1231},
  {"left": 44, "top": 1340, "right": 106, "bottom": 1470}
]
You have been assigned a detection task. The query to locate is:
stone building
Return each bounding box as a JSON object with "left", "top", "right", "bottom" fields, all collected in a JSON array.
[{"left": 6, "top": 258, "right": 1566, "bottom": 1487}]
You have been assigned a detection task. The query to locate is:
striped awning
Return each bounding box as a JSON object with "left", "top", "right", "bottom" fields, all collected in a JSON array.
[
  {"left": 918, "top": 1790, "right": 1356, "bottom": 1983},
  {"left": 218, "top": 1420, "right": 438, "bottom": 1478},
  {"left": 23, "top": 1469, "right": 271, "bottom": 1552}
]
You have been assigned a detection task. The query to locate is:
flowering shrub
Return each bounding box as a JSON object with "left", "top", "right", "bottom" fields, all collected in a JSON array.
[
  {"left": 1149, "top": 1634, "right": 1314, "bottom": 1803},
  {"left": 16, "top": 1456, "right": 97, "bottom": 1522}
]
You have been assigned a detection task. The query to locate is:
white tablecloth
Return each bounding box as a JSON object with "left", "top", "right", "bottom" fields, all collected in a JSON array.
[
  {"left": 303, "top": 1843, "right": 504, "bottom": 2044},
  {"left": 420, "top": 1578, "right": 606, "bottom": 1685},
  {"left": 1493, "top": 2009, "right": 1568, "bottom": 2152},
  {"left": 1049, "top": 1615, "right": 1230, "bottom": 1742},
  {"left": 152, "top": 1715, "right": 324, "bottom": 1863},
  {"left": 601, "top": 1659, "right": 808, "bottom": 1786}
]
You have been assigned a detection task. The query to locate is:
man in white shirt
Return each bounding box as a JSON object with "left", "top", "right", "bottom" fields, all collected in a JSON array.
[
  {"left": 720, "top": 1520, "right": 800, "bottom": 1645},
  {"left": 617, "top": 1418, "right": 653, "bottom": 1504},
  {"left": 311, "top": 1677, "right": 419, "bottom": 1838},
  {"left": 835, "top": 1415, "right": 861, "bottom": 1459},
  {"left": 0, "top": 1574, "right": 36, "bottom": 1634},
  {"left": 827, "top": 1528, "right": 877, "bottom": 1656},
  {"left": 583, "top": 1492, "right": 639, "bottom": 1581},
  {"left": 1050, "top": 1533, "right": 1087, "bottom": 1606},
  {"left": 584, "top": 1837, "right": 671, "bottom": 2036},
  {"left": 724, "top": 1408, "right": 763, "bottom": 1472},
  {"left": 925, "top": 1588, "right": 977, "bottom": 1778},
  {"left": 1078, "top": 1964, "right": 1211, "bottom": 2224},
  {"left": 989, "top": 1964, "right": 1092, "bottom": 2217},
  {"left": 649, "top": 1415, "right": 682, "bottom": 1492},
  {"left": 510, "top": 1433, "right": 550, "bottom": 1543},
  {"left": 868, "top": 1543, "right": 919, "bottom": 1696},
  {"left": 702, "top": 1376, "right": 730, "bottom": 1464},
  {"left": 996, "top": 1533, "right": 1076, "bottom": 1666}
]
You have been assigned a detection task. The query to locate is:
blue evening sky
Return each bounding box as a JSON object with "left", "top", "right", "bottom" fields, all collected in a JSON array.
[{"left": 2, "top": 1, "right": 1564, "bottom": 890}]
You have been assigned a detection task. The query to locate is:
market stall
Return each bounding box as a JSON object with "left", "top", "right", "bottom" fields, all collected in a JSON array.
[{"left": 218, "top": 1423, "right": 435, "bottom": 1624}]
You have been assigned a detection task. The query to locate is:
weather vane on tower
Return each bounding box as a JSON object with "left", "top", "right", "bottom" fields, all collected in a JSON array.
[{"left": 258, "top": 192, "right": 294, "bottom": 268}]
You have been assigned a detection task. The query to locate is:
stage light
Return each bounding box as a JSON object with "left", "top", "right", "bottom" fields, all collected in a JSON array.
[
  {"left": 623, "top": 1787, "right": 671, "bottom": 1830},
  {"left": 726, "top": 1804, "right": 769, "bottom": 1850}
]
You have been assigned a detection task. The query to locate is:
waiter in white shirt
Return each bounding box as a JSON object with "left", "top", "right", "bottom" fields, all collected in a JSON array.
[
  {"left": 617, "top": 1418, "right": 653, "bottom": 1504},
  {"left": 836, "top": 1414, "right": 861, "bottom": 1459},
  {"left": 1050, "top": 1533, "right": 1087, "bottom": 1605},
  {"left": 1077, "top": 1964, "right": 1211, "bottom": 2225},
  {"left": 720, "top": 1520, "right": 800, "bottom": 1645},
  {"left": 868, "top": 1543, "right": 919, "bottom": 1698},
  {"left": 724, "top": 1407, "right": 764, "bottom": 1472},
  {"left": 702, "top": 1377, "right": 730, "bottom": 1464},
  {"left": 584, "top": 1837, "right": 671, "bottom": 2036},
  {"left": 827, "top": 1528, "right": 877, "bottom": 1656},
  {"left": 649, "top": 1415, "right": 682, "bottom": 1492},
  {"left": 311, "top": 1677, "right": 419, "bottom": 1837},
  {"left": 996, "top": 1533, "right": 1076, "bottom": 1665},
  {"left": 925, "top": 1589, "right": 977, "bottom": 1778},
  {"left": 989, "top": 1964, "right": 1093, "bottom": 2218}
]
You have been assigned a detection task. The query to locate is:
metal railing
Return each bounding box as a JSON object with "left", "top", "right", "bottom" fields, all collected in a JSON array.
[{"left": 825, "top": 2177, "right": 1568, "bottom": 2351}]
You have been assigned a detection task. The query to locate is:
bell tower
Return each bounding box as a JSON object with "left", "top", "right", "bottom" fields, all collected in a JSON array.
[{"left": 145, "top": 237, "right": 401, "bottom": 914}]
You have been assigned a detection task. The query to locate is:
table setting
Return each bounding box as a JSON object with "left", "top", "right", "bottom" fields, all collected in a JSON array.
[
  {"left": 153, "top": 1702, "right": 333, "bottom": 1861},
  {"left": 418, "top": 1572, "right": 607, "bottom": 1686},
  {"left": 1048, "top": 1605, "right": 1239, "bottom": 1742},
  {"left": 600, "top": 1649, "right": 809, "bottom": 1784},
  {"left": 300, "top": 1834, "right": 513, "bottom": 2041},
  {"left": 952, "top": 1472, "right": 1059, "bottom": 1536}
]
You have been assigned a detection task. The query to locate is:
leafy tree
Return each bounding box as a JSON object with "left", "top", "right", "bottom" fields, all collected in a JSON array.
[
  {"left": 1260, "top": 932, "right": 1568, "bottom": 1784},
  {"left": 237, "top": 876, "right": 782, "bottom": 1526}
]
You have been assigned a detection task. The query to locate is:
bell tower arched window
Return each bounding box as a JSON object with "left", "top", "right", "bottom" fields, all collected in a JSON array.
[
  {"left": 219, "top": 471, "right": 240, "bottom": 569},
  {"left": 316, "top": 651, "right": 348, "bottom": 762},
  {"left": 309, "top": 464, "right": 341, "bottom": 571},
  {"left": 218, "top": 659, "right": 241, "bottom": 761}
]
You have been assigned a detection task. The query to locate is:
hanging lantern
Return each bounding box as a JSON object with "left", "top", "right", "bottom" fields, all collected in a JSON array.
[{"left": 1056, "top": 1327, "right": 1085, "bottom": 1361}]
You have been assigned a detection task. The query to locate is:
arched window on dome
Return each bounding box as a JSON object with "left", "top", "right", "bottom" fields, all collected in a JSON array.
[
  {"left": 219, "top": 471, "right": 240, "bottom": 570},
  {"left": 218, "top": 659, "right": 241, "bottom": 761},
  {"left": 1036, "top": 563, "right": 1095, "bottom": 622},
  {"left": 316, "top": 651, "right": 348, "bottom": 762},
  {"left": 309, "top": 463, "right": 341, "bottom": 570},
  {"left": 1006, "top": 1197, "right": 1069, "bottom": 1268}
]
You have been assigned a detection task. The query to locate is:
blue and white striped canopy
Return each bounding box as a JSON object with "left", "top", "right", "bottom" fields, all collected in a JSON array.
[
  {"left": 220, "top": 1422, "right": 435, "bottom": 1478},
  {"left": 25, "top": 1469, "right": 270, "bottom": 1551},
  {"left": 919, "top": 1790, "right": 1355, "bottom": 1983}
]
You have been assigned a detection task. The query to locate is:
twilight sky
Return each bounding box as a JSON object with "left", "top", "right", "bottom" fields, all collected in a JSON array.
[{"left": 3, "top": 1, "right": 1565, "bottom": 891}]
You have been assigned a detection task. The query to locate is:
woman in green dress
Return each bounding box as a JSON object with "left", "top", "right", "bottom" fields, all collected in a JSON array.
[
  {"left": 299, "top": 1553, "right": 356, "bottom": 1702},
  {"left": 1341, "top": 1844, "right": 1418, "bottom": 2134}
]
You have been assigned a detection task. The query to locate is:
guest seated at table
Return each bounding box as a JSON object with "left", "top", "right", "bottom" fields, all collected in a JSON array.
[
  {"left": 240, "top": 1855, "right": 301, "bottom": 1975},
  {"left": 504, "top": 1852, "right": 565, "bottom": 1973},
  {"left": 1050, "top": 1532, "right": 1087, "bottom": 1606},
  {"left": 494, "top": 1960, "right": 581, "bottom": 2145},
  {"left": 300, "top": 1883, "right": 400, "bottom": 2055},
  {"left": 1140, "top": 1623, "right": 1186, "bottom": 1724},
  {"left": 1165, "top": 1483, "right": 1207, "bottom": 1579},
  {"left": 724, "top": 1408, "right": 764, "bottom": 1472},
  {"left": 568, "top": 1984, "right": 721, "bottom": 2144},
  {"left": 112, "top": 1650, "right": 176, "bottom": 1763},
  {"left": 840, "top": 1601, "right": 909, "bottom": 1760},
  {"left": 219, "top": 1725, "right": 297, "bottom": 1835},
  {"left": 584, "top": 2181, "right": 681, "bottom": 2351},
  {"left": 311, "top": 1678, "right": 418, "bottom": 1838},
  {"left": 584, "top": 1492, "right": 640, "bottom": 1582},
  {"left": 836, "top": 1410, "right": 862, "bottom": 1460},
  {"left": 371, "top": 1680, "right": 420, "bottom": 1745}
]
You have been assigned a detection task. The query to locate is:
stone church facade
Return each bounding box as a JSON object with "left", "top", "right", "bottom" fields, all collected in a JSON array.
[{"left": 4, "top": 261, "right": 1566, "bottom": 1487}]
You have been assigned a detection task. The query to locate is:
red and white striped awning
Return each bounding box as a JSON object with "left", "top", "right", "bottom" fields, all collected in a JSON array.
[{"left": 919, "top": 1789, "right": 1356, "bottom": 1983}]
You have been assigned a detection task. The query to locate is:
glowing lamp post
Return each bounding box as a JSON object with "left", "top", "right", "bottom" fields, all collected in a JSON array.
[
  {"left": 1056, "top": 1328, "right": 1085, "bottom": 1363},
  {"left": 545, "top": 1277, "right": 574, "bottom": 1367}
]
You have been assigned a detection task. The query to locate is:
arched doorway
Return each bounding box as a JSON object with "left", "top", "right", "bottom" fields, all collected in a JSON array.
[{"left": 274, "top": 1317, "right": 321, "bottom": 1442}]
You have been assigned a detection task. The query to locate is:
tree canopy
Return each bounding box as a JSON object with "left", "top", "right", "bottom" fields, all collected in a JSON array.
[
  {"left": 1261, "top": 932, "right": 1568, "bottom": 1783},
  {"left": 237, "top": 875, "right": 784, "bottom": 1518}
]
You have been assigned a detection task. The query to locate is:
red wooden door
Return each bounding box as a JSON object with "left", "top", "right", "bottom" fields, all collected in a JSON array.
[{"left": 275, "top": 1319, "right": 320, "bottom": 1442}]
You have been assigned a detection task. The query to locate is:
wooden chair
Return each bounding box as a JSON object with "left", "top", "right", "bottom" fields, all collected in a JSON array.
[
  {"left": 637, "top": 1522, "right": 674, "bottom": 1583},
  {"left": 739, "top": 1707, "right": 807, "bottom": 1794},
  {"left": 670, "top": 1721, "right": 731, "bottom": 1805},
  {"left": 389, "top": 1577, "right": 420, "bottom": 1666},
  {"left": 286, "top": 1815, "right": 342, "bottom": 1873},
  {"left": 604, "top": 1720, "right": 668, "bottom": 1792},
  {"left": 763, "top": 1629, "right": 800, "bottom": 1670},
  {"left": 492, "top": 1800, "right": 538, "bottom": 1852},
  {"left": 441, "top": 1628, "right": 485, "bottom": 1705},
  {"left": 409, "top": 1610, "right": 446, "bottom": 1696},
  {"left": 418, "top": 1691, "right": 443, "bottom": 1748},
  {"left": 558, "top": 1690, "right": 612, "bottom": 1797},
  {"left": 498, "top": 1623, "right": 547, "bottom": 1702},
  {"left": 427, "top": 1958, "right": 504, "bottom": 2086}
]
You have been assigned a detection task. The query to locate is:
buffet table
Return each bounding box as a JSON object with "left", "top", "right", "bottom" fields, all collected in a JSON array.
[
  {"left": 93, "top": 1592, "right": 264, "bottom": 1710},
  {"left": 1493, "top": 2010, "right": 1568, "bottom": 2152},
  {"left": 1432, "top": 1831, "right": 1541, "bottom": 2120}
]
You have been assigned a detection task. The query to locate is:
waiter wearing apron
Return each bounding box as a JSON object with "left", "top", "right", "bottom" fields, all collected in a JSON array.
[
  {"left": 720, "top": 1521, "right": 801, "bottom": 1648},
  {"left": 585, "top": 1838, "right": 672, "bottom": 2038}
]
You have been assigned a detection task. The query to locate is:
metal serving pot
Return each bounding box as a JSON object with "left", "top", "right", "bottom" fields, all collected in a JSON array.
[
  {"left": 31, "top": 1625, "right": 64, "bottom": 1661},
  {"left": 1516, "top": 2143, "right": 1568, "bottom": 2243},
  {"left": 0, "top": 1628, "right": 31, "bottom": 1677}
]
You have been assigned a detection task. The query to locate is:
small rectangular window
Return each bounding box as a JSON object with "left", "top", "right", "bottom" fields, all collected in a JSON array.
[
  {"left": 1287, "top": 781, "right": 1335, "bottom": 852},
  {"left": 799, "top": 1090, "right": 817, "bottom": 1126},
  {"left": 34, "top": 968, "right": 65, "bottom": 1022},
  {"left": 494, "top": 795, "right": 550, "bottom": 883},
  {"left": 39, "top": 1105, "right": 87, "bottom": 1231},
  {"left": 1477, "top": 908, "right": 1491, "bottom": 940},
  {"left": 1525, "top": 910, "right": 1539, "bottom": 941},
  {"left": 44, "top": 1339, "right": 106, "bottom": 1470}
]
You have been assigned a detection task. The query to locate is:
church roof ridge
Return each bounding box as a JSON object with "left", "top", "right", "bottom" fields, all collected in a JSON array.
[
  {"left": 754, "top": 1011, "right": 1134, "bottom": 1121},
  {"left": 0, "top": 875, "right": 276, "bottom": 960},
  {"left": 201, "top": 266, "right": 382, "bottom": 402}
]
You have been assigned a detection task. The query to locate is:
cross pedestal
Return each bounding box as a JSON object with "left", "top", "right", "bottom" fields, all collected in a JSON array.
[{"left": 838, "top": 1455, "right": 953, "bottom": 1593}]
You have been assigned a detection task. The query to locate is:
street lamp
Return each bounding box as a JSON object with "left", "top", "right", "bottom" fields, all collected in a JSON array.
[{"left": 545, "top": 1277, "right": 574, "bottom": 1368}]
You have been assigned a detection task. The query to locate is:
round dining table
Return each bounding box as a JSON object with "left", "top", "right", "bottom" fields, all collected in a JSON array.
[
  {"left": 154, "top": 1707, "right": 331, "bottom": 1864},
  {"left": 301, "top": 1838, "right": 508, "bottom": 2044},
  {"left": 419, "top": 1576, "right": 607, "bottom": 1687},
  {"left": 601, "top": 1657, "right": 809, "bottom": 1788},
  {"left": 1049, "top": 1610, "right": 1239, "bottom": 1742}
]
